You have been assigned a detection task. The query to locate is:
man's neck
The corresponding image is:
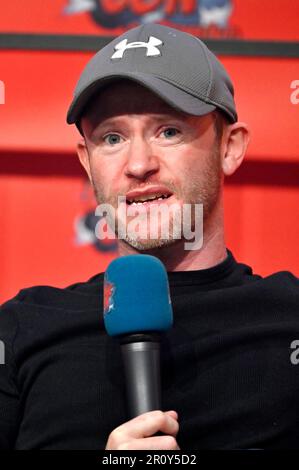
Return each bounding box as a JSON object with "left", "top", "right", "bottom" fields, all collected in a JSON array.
[
  {"left": 117, "top": 202, "right": 227, "bottom": 272},
  {"left": 117, "top": 233, "right": 226, "bottom": 272}
]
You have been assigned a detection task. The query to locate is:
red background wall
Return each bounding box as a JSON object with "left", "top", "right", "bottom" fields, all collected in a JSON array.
[{"left": 0, "top": 1, "right": 299, "bottom": 304}]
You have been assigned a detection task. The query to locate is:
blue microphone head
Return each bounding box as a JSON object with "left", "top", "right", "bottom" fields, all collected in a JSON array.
[{"left": 103, "top": 255, "right": 173, "bottom": 337}]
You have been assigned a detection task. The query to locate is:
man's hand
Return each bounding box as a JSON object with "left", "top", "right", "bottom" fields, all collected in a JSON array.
[{"left": 105, "top": 410, "right": 180, "bottom": 450}]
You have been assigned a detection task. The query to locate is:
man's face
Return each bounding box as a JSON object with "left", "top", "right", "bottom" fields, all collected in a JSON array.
[{"left": 79, "top": 81, "right": 223, "bottom": 251}]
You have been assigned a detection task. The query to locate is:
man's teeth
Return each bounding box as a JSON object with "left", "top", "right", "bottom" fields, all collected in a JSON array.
[{"left": 128, "top": 194, "right": 169, "bottom": 205}]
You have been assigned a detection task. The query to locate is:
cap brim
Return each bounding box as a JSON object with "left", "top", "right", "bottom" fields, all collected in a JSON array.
[{"left": 66, "top": 73, "right": 216, "bottom": 129}]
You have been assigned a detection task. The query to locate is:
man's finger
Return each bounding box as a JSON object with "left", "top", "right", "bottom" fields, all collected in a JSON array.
[
  {"left": 115, "top": 410, "right": 179, "bottom": 439},
  {"left": 118, "top": 435, "right": 180, "bottom": 451}
]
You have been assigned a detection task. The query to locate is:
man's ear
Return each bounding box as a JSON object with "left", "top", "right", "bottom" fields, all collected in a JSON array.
[
  {"left": 221, "top": 122, "right": 250, "bottom": 176},
  {"left": 76, "top": 138, "right": 92, "bottom": 183}
]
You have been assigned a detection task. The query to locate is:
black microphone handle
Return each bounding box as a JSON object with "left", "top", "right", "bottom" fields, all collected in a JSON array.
[{"left": 120, "top": 335, "right": 161, "bottom": 420}]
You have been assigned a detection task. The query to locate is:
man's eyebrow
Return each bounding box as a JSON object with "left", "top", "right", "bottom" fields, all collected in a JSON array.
[{"left": 89, "top": 116, "right": 128, "bottom": 132}]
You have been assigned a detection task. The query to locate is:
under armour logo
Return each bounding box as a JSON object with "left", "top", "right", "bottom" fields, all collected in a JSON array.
[{"left": 111, "top": 36, "right": 163, "bottom": 60}]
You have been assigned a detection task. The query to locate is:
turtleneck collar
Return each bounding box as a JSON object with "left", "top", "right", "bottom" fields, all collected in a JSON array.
[{"left": 167, "top": 248, "right": 238, "bottom": 286}]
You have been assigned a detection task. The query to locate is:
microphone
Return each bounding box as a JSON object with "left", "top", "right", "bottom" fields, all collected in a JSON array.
[{"left": 103, "top": 254, "right": 173, "bottom": 419}]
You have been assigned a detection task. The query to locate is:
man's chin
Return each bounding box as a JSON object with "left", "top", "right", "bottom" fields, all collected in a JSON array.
[{"left": 122, "top": 236, "right": 180, "bottom": 251}]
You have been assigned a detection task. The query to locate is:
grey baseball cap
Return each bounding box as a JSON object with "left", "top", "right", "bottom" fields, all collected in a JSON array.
[{"left": 66, "top": 23, "right": 237, "bottom": 134}]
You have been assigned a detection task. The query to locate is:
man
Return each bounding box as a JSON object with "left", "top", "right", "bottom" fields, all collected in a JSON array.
[{"left": 1, "top": 23, "right": 299, "bottom": 450}]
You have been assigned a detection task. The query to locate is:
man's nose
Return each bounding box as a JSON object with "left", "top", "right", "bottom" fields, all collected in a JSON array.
[{"left": 124, "top": 137, "right": 160, "bottom": 180}]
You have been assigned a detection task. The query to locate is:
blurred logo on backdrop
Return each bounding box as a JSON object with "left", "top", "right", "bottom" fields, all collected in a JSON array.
[
  {"left": 74, "top": 181, "right": 117, "bottom": 253},
  {"left": 64, "top": 0, "right": 239, "bottom": 38}
]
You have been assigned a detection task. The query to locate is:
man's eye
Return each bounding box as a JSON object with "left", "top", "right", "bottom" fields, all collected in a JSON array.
[
  {"left": 103, "top": 134, "right": 122, "bottom": 145},
  {"left": 162, "top": 128, "right": 179, "bottom": 138}
]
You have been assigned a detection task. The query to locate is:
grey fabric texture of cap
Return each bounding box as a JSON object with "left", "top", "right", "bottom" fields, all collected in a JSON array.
[{"left": 66, "top": 23, "right": 237, "bottom": 133}]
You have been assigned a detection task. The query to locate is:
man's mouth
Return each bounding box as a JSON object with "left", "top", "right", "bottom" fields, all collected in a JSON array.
[
  {"left": 125, "top": 187, "right": 173, "bottom": 206},
  {"left": 127, "top": 193, "right": 171, "bottom": 205}
]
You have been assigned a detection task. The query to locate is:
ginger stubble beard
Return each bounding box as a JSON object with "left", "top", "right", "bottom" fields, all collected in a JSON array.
[{"left": 89, "top": 146, "right": 222, "bottom": 251}]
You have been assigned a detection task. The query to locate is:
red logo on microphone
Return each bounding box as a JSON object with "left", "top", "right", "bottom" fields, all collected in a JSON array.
[{"left": 103, "top": 281, "right": 115, "bottom": 315}]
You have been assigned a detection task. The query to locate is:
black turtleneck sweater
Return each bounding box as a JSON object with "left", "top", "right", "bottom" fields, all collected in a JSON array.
[{"left": 1, "top": 249, "right": 299, "bottom": 450}]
